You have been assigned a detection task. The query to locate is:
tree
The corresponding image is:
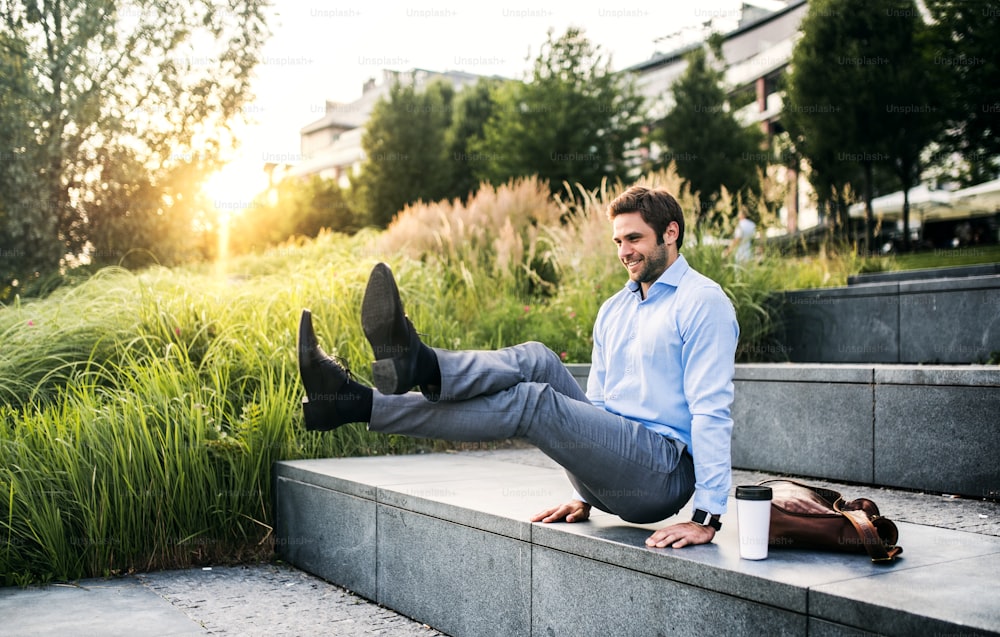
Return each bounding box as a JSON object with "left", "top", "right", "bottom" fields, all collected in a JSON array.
[
  {"left": 444, "top": 78, "right": 500, "bottom": 201},
  {"left": 0, "top": 27, "right": 57, "bottom": 294},
  {"left": 229, "top": 176, "right": 358, "bottom": 253},
  {"left": 471, "top": 27, "right": 645, "bottom": 192},
  {"left": 925, "top": 0, "right": 1000, "bottom": 185},
  {"left": 0, "top": 0, "right": 268, "bottom": 297},
  {"left": 83, "top": 147, "right": 217, "bottom": 269},
  {"left": 784, "top": 0, "right": 941, "bottom": 252},
  {"left": 882, "top": 8, "right": 944, "bottom": 250},
  {"left": 652, "top": 39, "right": 767, "bottom": 227},
  {"left": 353, "top": 77, "right": 456, "bottom": 227}
]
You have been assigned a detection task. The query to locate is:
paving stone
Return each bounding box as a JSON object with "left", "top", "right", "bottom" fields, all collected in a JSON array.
[
  {"left": 532, "top": 545, "right": 807, "bottom": 637},
  {"left": 0, "top": 577, "right": 203, "bottom": 637},
  {"left": 875, "top": 383, "right": 1000, "bottom": 496},
  {"left": 139, "top": 564, "right": 445, "bottom": 637}
]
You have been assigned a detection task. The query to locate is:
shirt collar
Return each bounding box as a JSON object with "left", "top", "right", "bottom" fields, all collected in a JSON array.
[{"left": 625, "top": 253, "right": 689, "bottom": 295}]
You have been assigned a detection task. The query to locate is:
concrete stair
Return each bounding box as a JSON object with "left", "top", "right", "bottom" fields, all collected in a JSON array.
[
  {"left": 776, "top": 272, "right": 1000, "bottom": 364},
  {"left": 847, "top": 263, "right": 1000, "bottom": 285},
  {"left": 274, "top": 450, "right": 1000, "bottom": 637},
  {"left": 565, "top": 363, "right": 1000, "bottom": 499}
]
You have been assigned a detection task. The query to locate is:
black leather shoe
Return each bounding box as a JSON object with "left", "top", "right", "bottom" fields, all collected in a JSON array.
[
  {"left": 361, "top": 263, "right": 425, "bottom": 395},
  {"left": 298, "top": 309, "right": 353, "bottom": 431}
]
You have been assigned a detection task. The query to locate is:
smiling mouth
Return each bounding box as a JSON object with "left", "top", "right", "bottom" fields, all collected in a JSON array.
[{"left": 624, "top": 258, "right": 642, "bottom": 270}]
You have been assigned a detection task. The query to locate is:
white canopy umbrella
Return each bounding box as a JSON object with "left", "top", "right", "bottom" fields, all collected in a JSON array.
[
  {"left": 848, "top": 184, "right": 954, "bottom": 220},
  {"left": 949, "top": 177, "right": 1000, "bottom": 216}
]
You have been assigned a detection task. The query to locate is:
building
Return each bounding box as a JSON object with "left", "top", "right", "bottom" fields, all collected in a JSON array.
[
  {"left": 626, "top": 0, "right": 811, "bottom": 233},
  {"left": 290, "top": 3, "right": 807, "bottom": 215},
  {"left": 291, "top": 68, "right": 488, "bottom": 188}
]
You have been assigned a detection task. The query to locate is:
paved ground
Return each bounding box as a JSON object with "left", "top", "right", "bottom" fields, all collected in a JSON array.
[
  {"left": 142, "top": 563, "right": 445, "bottom": 637},
  {"left": 0, "top": 563, "right": 445, "bottom": 637},
  {"left": 1, "top": 447, "right": 997, "bottom": 636}
]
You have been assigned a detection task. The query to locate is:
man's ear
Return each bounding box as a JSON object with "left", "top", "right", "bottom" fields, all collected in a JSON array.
[{"left": 664, "top": 221, "right": 680, "bottom": 245}]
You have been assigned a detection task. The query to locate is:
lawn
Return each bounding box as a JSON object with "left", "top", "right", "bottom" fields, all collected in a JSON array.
[{"left": 888, "top": 243, "right": 1000, "bottom": 271}]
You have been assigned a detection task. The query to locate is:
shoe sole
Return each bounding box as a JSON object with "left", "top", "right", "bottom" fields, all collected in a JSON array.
[{"left": 361, "top": 264, "right": 410, "bottom": 394}]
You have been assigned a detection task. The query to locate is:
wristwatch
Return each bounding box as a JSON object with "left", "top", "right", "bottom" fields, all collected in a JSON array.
[{"left": 692, "top": 508, "right": 722, "bottom": 531}]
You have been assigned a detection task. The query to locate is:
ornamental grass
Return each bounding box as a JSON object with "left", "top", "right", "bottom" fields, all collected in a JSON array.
[{"left": 1, "top": 171, "right": 875, "bottom": 585}]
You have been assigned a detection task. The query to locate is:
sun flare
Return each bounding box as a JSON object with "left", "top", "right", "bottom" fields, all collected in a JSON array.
[
  {"left": 202, "top": 162, "right": 262, "bottom": 218},
  {"left": 201, "top": 160, "right": 264, "bottom": 274}
]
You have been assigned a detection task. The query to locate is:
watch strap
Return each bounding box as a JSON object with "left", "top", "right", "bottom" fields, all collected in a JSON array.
[{"left": 692, "top": 508, "right": 722, "bottom": 531}]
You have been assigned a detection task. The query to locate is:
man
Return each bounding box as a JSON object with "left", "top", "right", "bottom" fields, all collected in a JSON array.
[
  {"left": 298, "top": 185, "right": 739, "bottom": 549},
  {"left": 724, "top": 208, "right": 756, "bottom": 264}
]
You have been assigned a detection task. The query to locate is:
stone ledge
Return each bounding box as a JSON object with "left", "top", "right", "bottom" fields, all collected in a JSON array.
[
  {"left": 734, "top": 363, "right": 874, "bottom": 383},
  {"left": 873, "top": 364, "right": 1000, "bottom": 386},
  {"left": 274, "top": 453, "right": 1000, "bottom": 637},
  {"left": 786, "top": 281, "right": 899, "bottom": 299},
  {"left": 900, "top": 272, "right": 1000, "bottom": 293},
  {"left": 777, "top": 274, "right": 1000, "bottom": 363},
  {"left": 567, "top": 363, "right": 1000, "bottom": 496},
  {"left": 848, "top": 263, "right": 1000, "bottom": 286},
  {"left": 729, "top": 363, "right": 999, "bottom": 496}
]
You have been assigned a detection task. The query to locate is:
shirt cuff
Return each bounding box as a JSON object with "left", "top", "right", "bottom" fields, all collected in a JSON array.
[
  {"left": 571, "top": 489, "right": 589, "bottom": 505},
  {"left": 692, "top": 489, "right": 729, "bottom": 516}
]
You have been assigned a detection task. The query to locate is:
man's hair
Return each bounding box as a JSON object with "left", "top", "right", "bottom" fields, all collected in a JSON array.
[{"left": 606, "top": 185, "right": 685, "bottom": 249}]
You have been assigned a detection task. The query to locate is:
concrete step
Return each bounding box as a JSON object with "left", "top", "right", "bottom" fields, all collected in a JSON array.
[
  {"left": 847, "top": 263, "right": 1000, "bottom": 286},
  {"left": 274, "top": 449, "right": 1000, "bottom": 637},
  {"left": 777, "top": 273, "right": 1000, "bottom": 364},
  {"left": 565, "top": 363, "right": 1000, "bottom": 499}
]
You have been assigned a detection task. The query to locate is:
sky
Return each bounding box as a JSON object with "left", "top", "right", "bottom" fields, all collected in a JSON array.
[{"left": 207, "top": 0, "right": 754, "bottom": 199}]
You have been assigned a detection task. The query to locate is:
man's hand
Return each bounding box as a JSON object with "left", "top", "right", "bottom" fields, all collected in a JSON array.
[
  {"left": 530, "top": 500, "right": 592, "bottom": 524},
  {"left": 645, "top": 521, "right": 716, "bottom": 549}
]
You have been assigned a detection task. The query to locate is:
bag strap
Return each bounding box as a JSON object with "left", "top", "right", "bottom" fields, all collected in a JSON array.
[
  {"left": 840, "top": 509, "right": 902, "bottom": 563},
  {"left": 759, "top": 479, "right": 843, "bottom": 507}
]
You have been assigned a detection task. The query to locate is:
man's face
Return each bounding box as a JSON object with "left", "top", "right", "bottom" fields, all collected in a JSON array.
[{"left": 612, "top": 212, "right": 674, "bottom": 288}]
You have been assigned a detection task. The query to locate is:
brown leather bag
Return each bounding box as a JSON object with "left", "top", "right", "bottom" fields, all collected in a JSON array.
[{"left": 762, "top": 479, "right": 903, "bottom": 563}]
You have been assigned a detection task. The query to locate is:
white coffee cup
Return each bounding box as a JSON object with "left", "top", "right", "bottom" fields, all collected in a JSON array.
[{"left": 736, "top": 485, "right": 773, "bottom": 560}]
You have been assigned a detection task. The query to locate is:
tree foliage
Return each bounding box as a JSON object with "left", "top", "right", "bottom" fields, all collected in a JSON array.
[
  {"left": 230, "top": 176, "right": 358, "bottom": 254},
  {"left": 652, "top": 40, "right": 767, "bottom": 226},
  {"left": 882, "top": 6, "right": 945, "bottom": 248},
  {"left": 924, "top": 0, "right": 1000, "bottom": 185},
  {"left": 471, "top": 27, "right": 646, "bottom": 192},
  {"left": 353, "top": 78, "right": 457, "bottom": 228},
  {"left": 444, "top": 78, "right": 500, "bottom": 201},
  {"left": 0, "top": 0, "right": 269, "bottom": 297},
  {"left": 352, "top": 29, "right": 644, "bottom": 226},
  {"left": 784, "top": 0, "right": 942, "bottom": 251},
  {"left": 82, "top": 148, "right": 217, "bottom": 270}
]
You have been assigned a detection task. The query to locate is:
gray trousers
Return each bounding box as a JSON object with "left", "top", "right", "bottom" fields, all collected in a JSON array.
[{"left": 369, "top": 342, "right": 695, "bottom": 523}]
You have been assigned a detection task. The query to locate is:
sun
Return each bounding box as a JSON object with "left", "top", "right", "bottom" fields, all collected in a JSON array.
[{"left": 202, "top": 161, "right": 262, "bottom": 218}]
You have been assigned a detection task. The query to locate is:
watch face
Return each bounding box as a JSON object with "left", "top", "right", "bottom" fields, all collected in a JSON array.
[{"left": 693, "top": 509, "right": 720, "bottom": 530}]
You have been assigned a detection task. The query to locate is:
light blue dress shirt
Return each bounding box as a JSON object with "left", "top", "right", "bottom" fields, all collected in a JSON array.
[{"left": 587, "top": 253, "right": 739, "bottom": 514}]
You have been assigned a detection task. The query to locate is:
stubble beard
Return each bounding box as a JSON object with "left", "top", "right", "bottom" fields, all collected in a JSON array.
[{"left": 629, "top": 244, "right": 669, "bottom": 285}]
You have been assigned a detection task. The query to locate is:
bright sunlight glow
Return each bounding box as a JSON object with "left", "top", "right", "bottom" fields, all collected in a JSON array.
[
  {"left": 202, "top": 157, "right": 269, "bottom": 276},
  {"left": 202, "top": 159, "right": 265, "bottom": 218}
]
